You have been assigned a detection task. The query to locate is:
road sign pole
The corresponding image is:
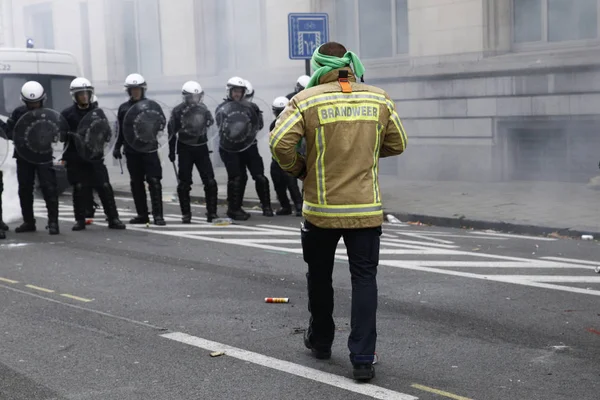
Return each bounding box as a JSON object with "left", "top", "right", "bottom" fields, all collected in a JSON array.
[{"left": 305, "top": 59, "right": 311, "bottom": 76}]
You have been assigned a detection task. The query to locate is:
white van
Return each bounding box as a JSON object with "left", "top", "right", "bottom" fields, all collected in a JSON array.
[{"left": 0, "top": 48, "right": 81, "bottom": 194}]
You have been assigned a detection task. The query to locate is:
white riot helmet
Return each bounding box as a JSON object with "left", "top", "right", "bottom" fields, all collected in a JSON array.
[
  {"left": 296, "top": 75, "right": 310, "bottom": 92},
  {"left": 124, "top": 73, "right": 147, "bottom": 99},
  {"left": 244, "top": 80, "right": 255, "bottom": 101},
  {"left": 182, "top": 80, "right": 204, "bottom": 104},
  {"left": 69, "top": 77, "right": 94, "bottom": 104},
  {"left": 226, "top": 76, "right": 247, "bottom": 100},
  {"left": 20, "top": 81, "right": 46, "bottom": 104},
  {"left": 272, "top": 96, "right": 289, "bottom": 115}
]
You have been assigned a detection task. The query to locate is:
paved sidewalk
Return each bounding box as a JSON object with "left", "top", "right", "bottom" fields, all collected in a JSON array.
[{"left": 107, "top": 164, "right": 600, "bottom": 237}]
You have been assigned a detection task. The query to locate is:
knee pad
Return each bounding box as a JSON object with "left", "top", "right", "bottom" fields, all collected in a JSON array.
[
  {"left": 255, "top": 175, "right": 268, "bottom": 185},
  {"left": 73, "top": 183, "right": 84, "bottom": 192},
  {"left": 147, "top": 177, "right": 161, "bottom": 186},
  {"left": 177, "top": 182, "right": 191, "bottom": 192}
]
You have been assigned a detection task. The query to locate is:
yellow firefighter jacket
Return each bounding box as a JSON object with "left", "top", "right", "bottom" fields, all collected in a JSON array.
[{"left": 269, "top": 67, "right": 407, "bottom": 229}]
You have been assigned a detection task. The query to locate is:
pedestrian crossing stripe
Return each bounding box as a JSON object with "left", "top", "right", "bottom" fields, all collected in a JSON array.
[{"left": 29, "top": 200, "right": 600, "bottom": 297}]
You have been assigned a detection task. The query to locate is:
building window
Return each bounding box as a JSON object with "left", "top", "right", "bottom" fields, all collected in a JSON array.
[
  {"left": 122, "top": 0, "right": 139, "bottom": 73},
  {"left": 334, "top": 0, "right": 408, "bottom": 60},
  {"left": 80, "top": 3, "right": 92, "bottom": 78},
  {"left": 513, "top": 0, "right": 599, "bottom": 44},
  {"left": 24, "top": 3, "right": 55, "bottom": 49}
]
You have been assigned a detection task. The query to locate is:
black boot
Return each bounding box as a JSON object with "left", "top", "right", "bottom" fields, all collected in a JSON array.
[
  {"left": 0, "top": 229, "right": 4, "bottom": 239},
  {"left": 177, "top": 183, "right": 192, "bottom": 224},
  {"left": 255, "top": 175, "right": 274, "bottom": 217},
  {"left": 273, "top": 178, "right": 292, "bottom": 216},
  {"left": 288, "top": 178, "right": 304, "bottom": 217},
  {"left": 129, "top": 181, "right": 149, "bottom": 224},
  {"left": 226, "top": 177, "right": 250, "bottom": 221},
  {"left": 205, "top": 179, "right": 219, "bottom": 223},
  {"left": 42, "top": 185, "right": 60, "bottom": 235},
  {"left": 148, "top": 178, "right": 166, "bottom": 226},
  {"left": 97, "top": 183, "right": 126, "bottom": 229},
  {"left": 16, "top": 187, "right": 36, "bottom": 232},
  {"left": 72, "top": 184, "right": 86, "bottom": 231}
]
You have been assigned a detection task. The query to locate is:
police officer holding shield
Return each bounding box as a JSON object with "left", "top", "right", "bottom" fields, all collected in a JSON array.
[
  {"left": 269, "top": 96, "right": 302, "bottom": 216},
  {"left": 216, "top": 77, "right": 273, "bottom": 221},
  {"left": 286, "top": 75, "right": 311, "bottom": 100},
  {"left": 168, "top": 81, "right": 219, "bottom": 223},
  {"left": 113, "top": 74, "right": 167, "bottom": 226},
  {"left": 61, "top": 77, "right": 125, "bottom": 231},
  {"left": 6, "top": 81, "right": 63, "bottom": 235}
]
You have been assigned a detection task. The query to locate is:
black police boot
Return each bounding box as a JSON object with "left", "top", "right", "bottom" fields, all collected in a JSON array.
[
  {"left": 148, "top": 178, "right": 166, "bottom": 226},
  {"left": 97, "top": 183, "right": 126, "bottom": 230},
  {"left": 0, "top": 229, "right": 5, "bottom": 239},
  {"left": 72, "top": 184, "right": 86, "bottom": 231},
  {"left": 15, "top": 221, "right": 36, "bottom": 233},
  {"left": 274, "top": 180, "right": 292, "bottom": 216},
  {"left": 289, "top": 179, "right": 304, "bottom": 217},
  {"left": 41, "top": 186, "right": 60, "bottom": 235},
  {"left": 177, "top": 183, "right": 192, "bottom": 224},
  {"left": 129, "top": 181, "right": 150, "bottom": 224},
  {"left": 204, "top": 179, "right": 219, "bottom": 223},
  {"left": 255, "top": 175, "right": 274, "bottom": 217},
  {"left": 16, "top": 189, "right": 36, "bottom": 233},
  {"left": 226, "top": 178, "right": 250, "bottom": 221}
]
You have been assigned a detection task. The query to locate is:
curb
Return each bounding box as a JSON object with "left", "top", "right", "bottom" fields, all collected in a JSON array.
[
  {"left": 113, "top": 190, "right": 599, "bottom": 239},
  {"left": 388, "top": 212, "right": 600, "bottom": 239}
]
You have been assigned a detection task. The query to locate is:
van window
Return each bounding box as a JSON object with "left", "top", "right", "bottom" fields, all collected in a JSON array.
[{"left": 0, "top": 74, "right": 75, "bottom": 116}]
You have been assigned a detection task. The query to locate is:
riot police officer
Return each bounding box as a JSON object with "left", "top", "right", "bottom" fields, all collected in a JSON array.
[
  {"left": 269, "top": 96, "right": 302, "bottom": 216},
  {"left": 168, "top": 81, "right": 219, "bottom": 223},
  {"left": 286, "top": 75, "right": 310, "bottom": 100},
  {"left": 6, "top": 81, "right": 60, "bottom": 235},
  {"left": 113, "top": 73, "right": 167, "bottom": 226},
  {"left": 216, "top": 77, "right": 273, "bottom": 220},
  {"left": 61, "top": 77, "right": 125, "bottom": 231}
]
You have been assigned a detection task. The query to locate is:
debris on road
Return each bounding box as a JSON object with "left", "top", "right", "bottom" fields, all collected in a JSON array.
[
  {"left": 581, "top": 235, "right": 594, "bottom": 241},
  {"left": 407, "top": 221, "right": 423, "bottom": 226},
  {"left": 594, "top": 266, "right": 600, "bottom": 274},
  {"left": 210, "top": 351, "right": 225, "bottom": 358},
  {"left": 213, "top": 218, "right": 233, "bottom": 226},
  {"left": 386, "top": 214, "right": 402, "bottom": 224},
  {"left": 265, "top": 297, "right": 289, "bottom": 303}
]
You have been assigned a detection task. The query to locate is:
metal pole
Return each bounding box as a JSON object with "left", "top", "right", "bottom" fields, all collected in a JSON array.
[{"left": 305, "top": 59, "right": 311, "bottom": 76}]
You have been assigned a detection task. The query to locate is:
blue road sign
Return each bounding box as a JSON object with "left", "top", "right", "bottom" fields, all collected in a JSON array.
[{"left": 288, "top": 13, "right": 329, "bottom": 60}]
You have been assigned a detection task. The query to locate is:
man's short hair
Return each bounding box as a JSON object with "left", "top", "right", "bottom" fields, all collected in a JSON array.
[{"left": 318, "top": 42, "right": 347, "bottom": 58}]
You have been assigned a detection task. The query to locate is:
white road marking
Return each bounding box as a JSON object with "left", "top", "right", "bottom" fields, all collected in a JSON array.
[
  {"left": 161, "top": 332, "right": 418, "bottom": 400},
  {"left": 469, "top": 231, "right": 556, "bottom": 241},
  {"left": 33, "top": 201, "right": 597, "bottom": 296},
  {"left": 541, "top": 257, "right": 600, "bottom": 266}
]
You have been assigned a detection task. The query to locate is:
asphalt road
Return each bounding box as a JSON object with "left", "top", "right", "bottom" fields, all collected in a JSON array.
[{"left": 0, "top": 196, "right": 599, "bottom": 400}]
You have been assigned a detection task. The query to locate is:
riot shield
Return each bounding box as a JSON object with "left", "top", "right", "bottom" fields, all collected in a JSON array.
[
  {"left": 177, "top": 103, "right": 216, "bottom": 147},
  {"left": 123, "top": 99, "right": 168, "bottom": 153},
  {"left": 218, "top": 101, "right": 259, "bottom": 153},
  {"left": 72, "top": 108, "right": 117, "bottom": 162},
  {"left": 0, "top": 122, "right": 9, "bottom": 168},
  {"left": 12, "top": 108, "right": 69, "bottom": 165}
]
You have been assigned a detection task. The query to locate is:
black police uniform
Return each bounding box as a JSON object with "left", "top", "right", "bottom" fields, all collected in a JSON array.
[
  {"left": 6, "top": 105, "right": 59, "bottom": 234},
  {"left": 60, "top": 103, "right": 125, "bottom": 230},
  {"left": 114, "top": 98, "right": 166, "bottom": 225},
  {"left": 269, "top": 119, "right": 302, "bottom": 216},
  {"left": 168, "top": 102, "right": 219, "bottom": 223},
  {"left": 216, "top": 99, "right": 273, "bottom": 220}
]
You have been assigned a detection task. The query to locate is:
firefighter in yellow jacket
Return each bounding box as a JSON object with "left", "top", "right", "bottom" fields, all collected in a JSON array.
[{"left": 270, "top": 42, "right": 407, "bottom": 381}]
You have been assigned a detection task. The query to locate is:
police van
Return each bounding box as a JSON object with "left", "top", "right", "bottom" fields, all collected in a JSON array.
[{"left": 0, "top": 48, "right": 80, "bottom": 194}]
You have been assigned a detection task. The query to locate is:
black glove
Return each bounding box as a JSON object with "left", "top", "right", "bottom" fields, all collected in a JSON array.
[
  {"left": 113, "top": 147, "right": 122, "bottom": 160},
  {"left": 168, "top": 153, "right": 176, "bottom": 163}
]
